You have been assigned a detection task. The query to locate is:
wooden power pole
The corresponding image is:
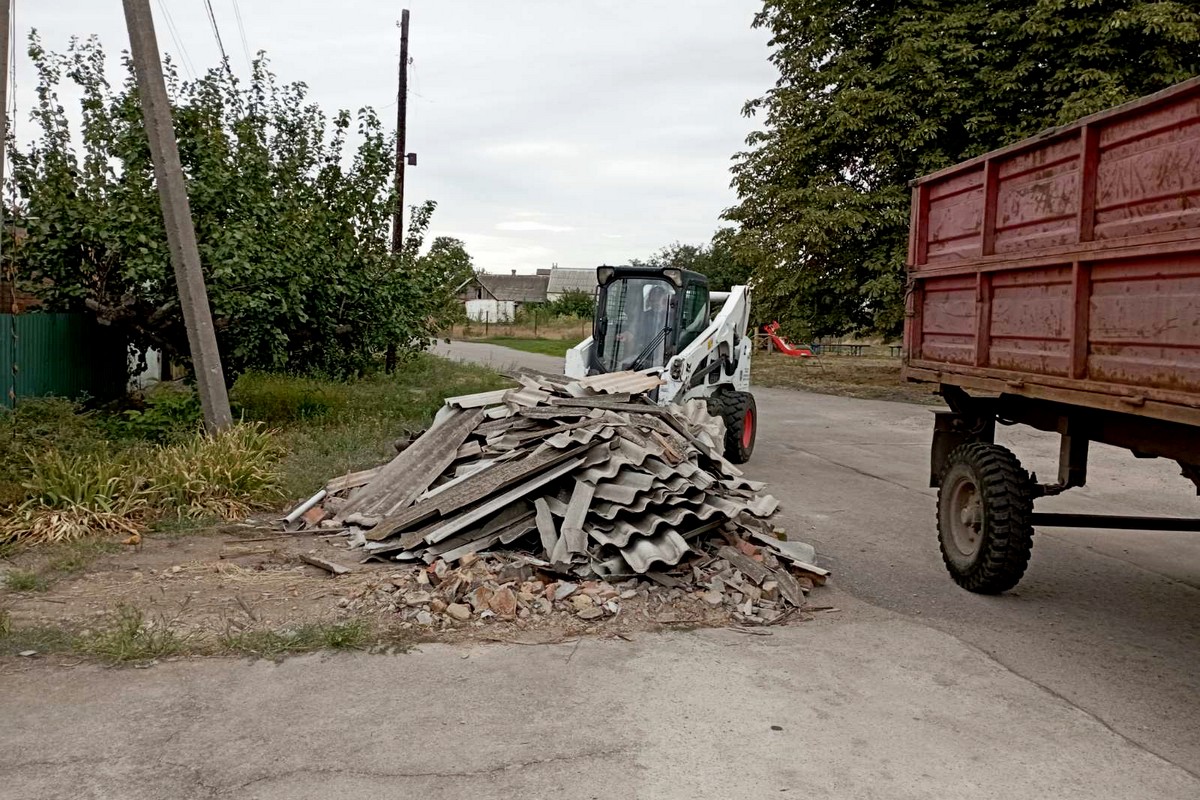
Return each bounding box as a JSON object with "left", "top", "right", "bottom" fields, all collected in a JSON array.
[
  {"left": 122, "top": 0, "right": 232, "bottom": 432},
  {"left": 391, "top": 8, "right": 410, "bottom": 254},
  {"left": 385, "top": 8, "right": 411, "bottom": 373}
]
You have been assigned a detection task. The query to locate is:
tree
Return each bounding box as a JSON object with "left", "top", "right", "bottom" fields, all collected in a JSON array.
[
  {"left": 631, "top": 234, "right": 754, "bottom": 292},
  {"left": 9, "top": 33, "right": 458, "bottom": 378},
  {"left": 417, "top": 236, "right": 475, "bottom": 325},
  {"left": 726, "top": 0, "right": 1200, "bottom": 338}
]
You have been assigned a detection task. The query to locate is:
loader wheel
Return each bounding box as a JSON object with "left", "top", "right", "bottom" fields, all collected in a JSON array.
[
  {"left": 706, "top": 390, "right": 756, "bottom": 464},
  {"left": 937, "top": 442, "right": 1035, "bottom": 594}
]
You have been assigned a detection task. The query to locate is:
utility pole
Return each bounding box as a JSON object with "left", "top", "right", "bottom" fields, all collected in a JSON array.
[
  {"left": 385, "top": 8, "right": 411, "bottom": 373},
  {"left": 122, "top": 0, "right": 232, "bottom": 432}
]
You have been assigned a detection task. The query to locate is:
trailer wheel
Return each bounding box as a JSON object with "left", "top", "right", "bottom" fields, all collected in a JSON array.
[
  {"left": 706, "top": 390, "right": 756, "bottom": 463},
  {"left": 937, "top": 443, "right": 1034, "bottom": 594}
]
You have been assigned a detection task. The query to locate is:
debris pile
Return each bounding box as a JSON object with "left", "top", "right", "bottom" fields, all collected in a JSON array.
[{"left": 294, "top": 369, "right": 828, "bottom": 626}]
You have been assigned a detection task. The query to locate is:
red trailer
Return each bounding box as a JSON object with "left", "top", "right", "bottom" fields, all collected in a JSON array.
[{"left": 904, "top": 77, "right": 1200, "bottom": 593}]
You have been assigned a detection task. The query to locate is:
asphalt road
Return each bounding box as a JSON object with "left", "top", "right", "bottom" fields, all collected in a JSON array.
[
  {"left": 1, "top": 340, "right": 1196, "bottom": 799},
  {"left": 432, "top": 340, "right": 1200, "bottom": 775}
]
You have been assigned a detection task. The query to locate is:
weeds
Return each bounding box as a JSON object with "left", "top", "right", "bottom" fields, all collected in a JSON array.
[
  {"left": 79, "top": 606, "right": 190, "bottom": 663},
  {"left": 4, "top": 569, "right": 50, "bottom": 592},
  {"left": 220, "top": 620, "right": 371, "bottom": 659}
]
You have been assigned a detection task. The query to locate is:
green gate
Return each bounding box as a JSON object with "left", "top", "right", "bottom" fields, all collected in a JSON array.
[{"left": 0, "top": 314, "right": 128, "bottom": 407}]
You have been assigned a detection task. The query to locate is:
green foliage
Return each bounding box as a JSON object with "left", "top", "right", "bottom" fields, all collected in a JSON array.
[
  {"left": 726, "top": 0, "right": 1200, "bottom": 337},
  {"left": 473, "top": 336, "right": 582, "bottom": 357},
  {"left": 544, "top": 290, "right": 596, "bottom": 319},
  {"left": 10, "top": 34, "right": 462, "bottom": 377},
  {"left": 631, "top": 236, "right": 754, "bottom": 293},
  {"left": 102, "top": 384, "right": 203, "bottom": 444},
  {"left": 0, "top": 399, "right": 109, "bottom": 506}
]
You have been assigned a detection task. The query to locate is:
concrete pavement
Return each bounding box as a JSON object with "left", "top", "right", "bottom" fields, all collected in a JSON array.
[{"left": 1, "top": 339, "right": 1197, "bottom": 799}]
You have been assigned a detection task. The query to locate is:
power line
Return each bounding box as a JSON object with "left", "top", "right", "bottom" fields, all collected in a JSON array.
[
  {"left": 155, "top": 0, "right": 196, "bottom": 80},
  {"left": 201, "top": 0, "right": 231, "bottom": 74},
  {"left": 230, "top": 0, "right": 252, "bottom": 73}
]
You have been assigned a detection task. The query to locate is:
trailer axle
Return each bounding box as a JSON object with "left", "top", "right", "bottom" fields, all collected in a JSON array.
[{"left": 1031, "top": 513, "right": 1200, "bottom": 532}]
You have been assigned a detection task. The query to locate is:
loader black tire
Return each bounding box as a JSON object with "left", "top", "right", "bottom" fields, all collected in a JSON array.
[
  {"left": 706, "top": 389, "right": 756, "bottom": 464},
  {"left": 936, "top": 442, "right": 1035, "bottom": 594}
]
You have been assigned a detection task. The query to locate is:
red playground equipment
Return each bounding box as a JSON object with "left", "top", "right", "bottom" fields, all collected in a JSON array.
[{"left": 762, "top": 322, "right": 813, "bottom": 357}]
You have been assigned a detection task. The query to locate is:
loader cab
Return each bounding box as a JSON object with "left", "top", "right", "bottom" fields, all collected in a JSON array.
[{"left": 590, "top": 266, "right": 709, "bottom": 375}]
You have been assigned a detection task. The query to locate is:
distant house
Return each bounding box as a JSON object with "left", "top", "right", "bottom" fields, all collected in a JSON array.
[
  {"left": 457, "top": 270, "right": 549, "bottom": 322},
  {"left": 546, "top": 267, "right": 599, "bottom": 301}
]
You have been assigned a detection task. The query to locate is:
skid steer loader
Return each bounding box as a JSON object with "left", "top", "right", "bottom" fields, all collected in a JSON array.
[{"left": 564, "top": 265, "right": 757, "bottom": 463}]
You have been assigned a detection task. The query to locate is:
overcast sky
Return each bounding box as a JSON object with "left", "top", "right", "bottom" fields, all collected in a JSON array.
[{"left": 17, "top": 1, "right": 776, "bottom": 273}]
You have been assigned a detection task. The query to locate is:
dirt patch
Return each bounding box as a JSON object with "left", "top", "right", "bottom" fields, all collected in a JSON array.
[
  {"left": 0, "top": 526, "right": 828, "bottom": 666},
  {"left": 752, "top": 353, "right": 943, "bottom": 405}
]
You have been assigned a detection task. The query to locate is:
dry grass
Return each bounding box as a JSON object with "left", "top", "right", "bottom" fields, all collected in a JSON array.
[
  {"left": 751, "top": 353, "right": 942, "bottom": 405},
  {"left": 450, "top": 318, "right": 591, "bottom": 341},
  {"left": 0, "top": 423, "right": 283, "bottom": 547}
]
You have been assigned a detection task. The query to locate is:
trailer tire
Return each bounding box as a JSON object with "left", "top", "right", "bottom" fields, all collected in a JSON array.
[
  {"left": 707, "top": 390, "right": 756, "bottom": 464},
  {"left": 936, "top": 442, "right": 1034, "bottom": 594}
]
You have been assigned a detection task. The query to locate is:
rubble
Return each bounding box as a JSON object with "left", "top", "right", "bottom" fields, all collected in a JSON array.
[{"left": 289, "top": 368, "right": 829, "bottom": 628}]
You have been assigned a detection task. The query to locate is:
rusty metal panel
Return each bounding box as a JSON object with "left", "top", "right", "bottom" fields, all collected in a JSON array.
[
  {"left": 1088, "top": 255, "right": 1200, "bottom": 394},
  {"left": 924, "top": 166, "right": 984, "bottom": 264},
  {"left": 987, "top": 266, "right": 1073, "bottom": 377},
  {"left": 906, "top": 78, "right": 1200, "bottom": 422},
  {"left": 918, "top": 274, "right": 976, "bottom": 365},
  {"left": 1095, "top": 92, "right": 1200, "bottom": 242},
  {"left": 993, "top": 137, "right": 1082, "bottom": 255}
]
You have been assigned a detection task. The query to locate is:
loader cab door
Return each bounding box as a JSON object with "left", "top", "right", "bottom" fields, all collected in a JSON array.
[
  {"left": 590, "top": 267, "right": 708, "bottom": 375},
  {"left": 677, "top": 278, "right": 710, "bottom": 351}
]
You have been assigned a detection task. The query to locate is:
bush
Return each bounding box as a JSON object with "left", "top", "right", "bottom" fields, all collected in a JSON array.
[{"left": 100, "top": 384, "right": 203, "bottom": 444}]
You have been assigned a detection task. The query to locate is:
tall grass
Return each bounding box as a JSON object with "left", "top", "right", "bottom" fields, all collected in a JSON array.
[{"left": 0, "top": 423, "right": 282, "bottom": 545}]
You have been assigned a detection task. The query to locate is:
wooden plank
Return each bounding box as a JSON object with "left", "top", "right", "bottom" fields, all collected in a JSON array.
[
  {"left": 534, "top": 498, "right": 559, "bottom": 559},
  {"left": 717, "top": 546, "right": 769, "bottom": 585},
  {"left": 422, "top": 457, "right": 585, "bottom": 545},
  {"left": 338, "top": 408, "right": 484, "bottom": 520},
  {"left": 561, "top": 479, "right": 595, "bottom": 555},
  {"left": 366, "top": 444, "right": 585, "bottom": 542}
]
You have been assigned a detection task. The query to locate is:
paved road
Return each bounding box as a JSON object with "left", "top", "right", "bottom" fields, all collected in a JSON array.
[
  {"left": 433, "top": 340, "right": 1200, "bottom": 774},
  {"left": 1, "top": 340, "right": 1196, "bottom": 799}
]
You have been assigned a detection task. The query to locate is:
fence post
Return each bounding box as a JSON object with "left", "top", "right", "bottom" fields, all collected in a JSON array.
[
  {"left": 534, "top": 308, "right": 538, "bottom": 338},
  {"left": 485, "top": 311, "right": 489, "bottom": 337}
]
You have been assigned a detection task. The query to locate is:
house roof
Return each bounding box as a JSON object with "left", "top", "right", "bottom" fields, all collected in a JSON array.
[
  {"left": 475, "top": 273, "right": 549, "bottom": 303},
  {"left": 546, "top": 267, "right": 599, "bottom": 296}
]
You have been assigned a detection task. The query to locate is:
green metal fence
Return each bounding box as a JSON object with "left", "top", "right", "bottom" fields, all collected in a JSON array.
[{"left": 0, "top": 313, "right": 128, "bottom": 407}]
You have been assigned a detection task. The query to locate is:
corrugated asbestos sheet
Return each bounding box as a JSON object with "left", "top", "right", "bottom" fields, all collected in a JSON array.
[{"left": 291, "top": 368, "right": 827, "bottom": 619}]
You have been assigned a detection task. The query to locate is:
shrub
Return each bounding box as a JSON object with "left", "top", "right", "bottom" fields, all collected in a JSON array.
[{"left": 102, "top": 384, "right": 203, "bottom": 444}]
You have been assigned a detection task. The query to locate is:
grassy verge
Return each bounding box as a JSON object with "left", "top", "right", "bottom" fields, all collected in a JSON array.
[
  {"left": 751, "top": 353, "right": 942, "bottom": 405},
  {"left": 0, "top": 353, "right": 511, "bottom": 546},
  {"left": 467, "top": 336, "right": 582, "bottom": 358},
  {"left": 237, "top": 354, "right": 510, "bottom": 498}
]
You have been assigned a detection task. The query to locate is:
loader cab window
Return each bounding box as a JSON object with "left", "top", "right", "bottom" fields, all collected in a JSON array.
[
  {"left": 596, "top": 277, "right": 674, "bottom": 372},
  {"left": 678, "top": 282, "right": 710, "bottom": 351}
]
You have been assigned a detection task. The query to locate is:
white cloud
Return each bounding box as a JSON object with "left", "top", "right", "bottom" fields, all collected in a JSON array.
[
  {"left": 482, "top": 141, "right": 582, "bottom": 160},
  {"left": 495, "top": 221, "right": 575, "bottom": 233}
]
